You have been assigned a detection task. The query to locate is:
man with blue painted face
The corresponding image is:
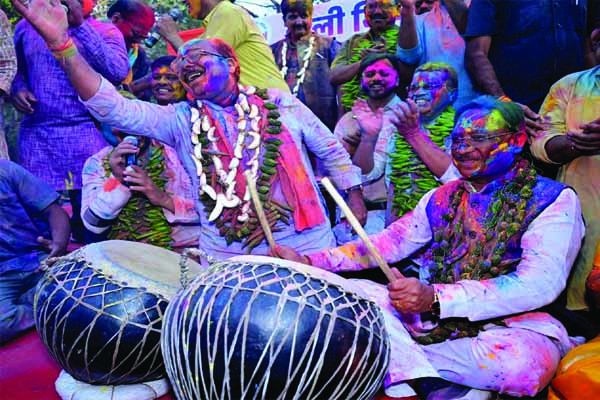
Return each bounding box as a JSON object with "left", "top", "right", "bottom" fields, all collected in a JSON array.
[{"left": 273, "top": 96, "right": 585, "bottom": 399}]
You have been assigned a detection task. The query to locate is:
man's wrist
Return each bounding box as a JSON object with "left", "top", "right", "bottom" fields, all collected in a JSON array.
[{"left": 344, "top": 184, "right": 363, "bottom": 195}]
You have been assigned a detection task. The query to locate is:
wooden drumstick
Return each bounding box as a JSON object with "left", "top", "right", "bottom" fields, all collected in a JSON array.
[
  {"left": 244, "top": 171, "right": 277, "bottom": 251},
  {"left": 321, "top": 177, "right": 401, "bottom": 283}
]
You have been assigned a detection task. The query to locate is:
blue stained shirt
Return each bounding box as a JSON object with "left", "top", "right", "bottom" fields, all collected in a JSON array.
[
  {"left": 0, "top": 160, "right": 60, "bottom": 274},
  {"left": 465, "top": 0, "right": 596, "bottom": 112}
]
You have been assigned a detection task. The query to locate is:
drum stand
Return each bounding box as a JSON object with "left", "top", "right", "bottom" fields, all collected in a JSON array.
[{"left": 55, "top": 370, "right": 170, "bottom": 400}]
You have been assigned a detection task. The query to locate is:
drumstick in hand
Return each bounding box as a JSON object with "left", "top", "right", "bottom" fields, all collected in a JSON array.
[
  {"left": 244, "top": 171, "right": 277, "bottom": 251},
  {"left": 321, "top": 177, "right": 401, "bottom": 283}
]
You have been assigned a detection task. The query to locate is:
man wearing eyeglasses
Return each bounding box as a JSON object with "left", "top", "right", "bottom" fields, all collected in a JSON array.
[
  {"left": 272, "top": 96, "right": 584, "bottom": 399},
  {"left": 342, "top": 61, "right": 460, "bottom": 236},
  {"left": 12, "top": 0, "right": 366, "bottom": 260}
]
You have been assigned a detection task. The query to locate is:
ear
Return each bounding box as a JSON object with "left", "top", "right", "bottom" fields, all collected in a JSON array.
[
  {"left": 509, "top": 130, "right": 528, "bottom": 153},
  {"left": 111, "top": 12, "right": 122, "bottom": 24},
  {"left": 446, "top": 86, "right": 457, "bottom": 102},
  {"left": 226, "top": 57, "right": 239, "bottom": 77}
]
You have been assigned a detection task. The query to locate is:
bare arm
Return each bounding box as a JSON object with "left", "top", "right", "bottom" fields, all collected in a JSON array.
[
  {"left": 544, "top": 135, "right": 585, "bottom": 164},
  {"left": 11, "top": 0, "right": 102, "bottom": 101},
  {"left": 39, "top": 202, "right": 70, "bottom": 258},
  {"left": 404, "top": 129, "right": 451, "bottom": 177},
  {"left": 465, "top": 35, "right": 504, "bottom": 96},
  {"left": 398, "top": 0, "right": 418, "bottom": 51},
  {"left": 329, "top": 62, "right": 362, "bottom": 87},
  {"left": 442, "top": 0, "right": 469, "bottom": 35}
]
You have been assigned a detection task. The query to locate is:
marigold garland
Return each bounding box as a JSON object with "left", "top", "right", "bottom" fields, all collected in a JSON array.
[
  {"left": 103, "top": 142, "right": 174, "bottom": 249},
  {"left": 389, "top": 107, "right": 455, "bottom": 219},
  {"left": 414, "top": 159, "right": 537, "bottom": 345},
  {"left": 341, "top": 27, "right": 399, "bottom": 111}
]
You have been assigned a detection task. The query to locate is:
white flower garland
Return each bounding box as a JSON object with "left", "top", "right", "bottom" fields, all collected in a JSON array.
[
  {"left": 189, "top": 85, "right": 262, "bottom": 222},
  {"left": 280, "top": 35, "right": 316, "bottom": 97}
]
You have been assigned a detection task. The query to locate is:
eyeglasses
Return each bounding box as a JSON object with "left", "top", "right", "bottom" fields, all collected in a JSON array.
[
  {"left": 173, "top": 49, "right": 228, "bottom": 68},
  {"left": 407, "top": 82, "right": 445, "bottom": 92},
  {"left": 450, "top": 132, "right": 512, "bottom": 148}
]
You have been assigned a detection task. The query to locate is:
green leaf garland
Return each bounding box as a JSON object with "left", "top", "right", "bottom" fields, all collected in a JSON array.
[
  {"left": 414, "top": 159, "right": 537, "bottom": 345},
  {"left": 341, "top": 27, "right": 399, "bottom": 111},
  {"left": 103, "top": 143, "right": 174, "bottom": 249},
  {"left": 389, "top": 107, "right": 455, "bottom": 219}
]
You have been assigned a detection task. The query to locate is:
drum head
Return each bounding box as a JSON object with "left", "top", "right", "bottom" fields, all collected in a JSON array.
[{"left": 80, "top": 240, "right": 203, "bottom": 299}]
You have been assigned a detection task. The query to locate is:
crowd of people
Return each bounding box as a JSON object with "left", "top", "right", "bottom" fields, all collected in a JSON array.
[{"left": 1, "top": 0, "right": 599, "bottom": 399}]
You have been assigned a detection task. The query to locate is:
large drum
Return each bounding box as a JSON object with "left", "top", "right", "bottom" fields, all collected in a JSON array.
[
  {"left": 34, "top": 240, "right": 202, "bottom": 385},
  {"left": 162, "top": 255, "right": 390, "bottom": 400}
]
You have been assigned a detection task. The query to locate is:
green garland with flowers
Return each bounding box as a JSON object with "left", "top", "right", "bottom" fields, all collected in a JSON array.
[
  {"left": 389, "top": 108, "right": 455, "bottom": 219},
  {"left": 341, "top": 27, "right": 399, "bottom": 111},
  {"left": 103, "top": 143, "right": 173, "bottom": 249},
  {"left": 413, "top": 159, "right": 537, "bottom": 345},
  {"left": 195, "top": 89, "right": 292, "bottom": 252}
]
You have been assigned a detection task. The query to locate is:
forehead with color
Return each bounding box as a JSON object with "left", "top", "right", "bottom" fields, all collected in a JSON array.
[
  {"left": 180, "top": 40, "right": 218, "bottom": 55},
  {"left": 363, "top": 59, "right": 396, "bottom": 74},
  {"left": 455, "top": 109, "right": 507, "bottom": 133},
  {"left": 412, "top": 69, "right": 450, "bottom": 84}
]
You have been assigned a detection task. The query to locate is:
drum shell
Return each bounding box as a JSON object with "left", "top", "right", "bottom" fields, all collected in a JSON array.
[
  {"left": 34, "top": 257, "right": 169, "bottom": 385},
  {"left": 162, "top": 258, "right": 390, "bottom": 400}
]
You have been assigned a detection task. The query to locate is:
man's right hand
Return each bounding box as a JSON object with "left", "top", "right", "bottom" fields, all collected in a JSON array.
[
  {"left": 12, "top": 89, "right": 37, "bottom": 114},
  {"left": 517, "top": 102, "right": 544, "bottom": 142},
  {"left": 11, "top": 0, "right": 70, "bottom": 49},
  {"left": 109, "top": 140, "right": 139, "bottom": 184},
  {"left": 270, "top": 244, "right": 311, "bottom": 265},
  {"left": 352, "top": 98, "right": 383, "bottom": 140},
  {"left": 359, "top": 43, "right": 387, "bottom": 59}
]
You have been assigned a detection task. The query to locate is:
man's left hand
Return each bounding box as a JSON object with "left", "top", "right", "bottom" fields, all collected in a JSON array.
[
  {"left": 517, "top": 103, "right": 544, "bottom": 142},
  {"left": 391, "top": 99, "right": 421, "bottom": 139},
  {"left": 346, "top": 188, "right": 367, "bottom": 226},
  {"left": 123, "top": 165, "right": 168, "bottom": 207},
  {"left": 37, "top": 235, "right": 68, "bottom": 258},
  {"left": 388, "top": 273, "right": 435, "bottom": 314}
]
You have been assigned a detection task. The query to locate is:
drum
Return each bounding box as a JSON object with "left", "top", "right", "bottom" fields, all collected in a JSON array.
[
  {"left": 34, "top": 240, "right": 202, "bottom": 385},
  {"left": 162, "top": 255, "right": 390, "bottom": 400}
]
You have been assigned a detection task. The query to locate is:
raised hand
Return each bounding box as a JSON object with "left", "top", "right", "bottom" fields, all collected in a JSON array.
[
  {"left": 391, "top": 99, "right": 421, "bottom": 138},
  {"left": 10, "top": 0, "right": 69, "bottom": 47},
  {"left": 352, "top": 98, "right": 384, "bottom": 139},
  {"left": 123, "top": 165, "right": 169, "bottom": 207}
]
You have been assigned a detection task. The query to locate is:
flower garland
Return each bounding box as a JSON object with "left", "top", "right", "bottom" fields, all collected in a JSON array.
[
  {"left": 413, "top": 159, "right": 537, "bottom": 345},
  {"left": 103, "top": 142, "right": 173, "bottom": 249},
  {"left": 341, "top": 27, "right": 399, "bottom": 111},
  {"left": 280, "top": 35, "right": 316, "bottom": 97},
  {"left": 189, "top": 86, "right": 291, "bottom": 251},
  {"left": 389, "top": 107, "right": 455, "bottom": 219}
]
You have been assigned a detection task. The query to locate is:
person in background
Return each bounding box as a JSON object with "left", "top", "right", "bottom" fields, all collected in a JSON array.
[
  {"left": 156, "top": 0, "right": 289, "bottom": 92},
  {"left": 0, "top": 9, "right": 17, "bottom": 160},
  {"left": 82, "top": 57, "right": 201, "bottom": 252},
  {"left": 274, "top": 96, "right": 585, "bottom": 400},
  {"left": 530, "top": 43, "right": 600, "bottom": 331},
  {"left": 271, "top": 0, "right": 341, "bottom": 131},
  {"left": 108, "top": 0, "right": 154, "bottom": 98},
  {"left": 330, "top": 0, "right": 410, "bottom": 113},
  {"left": 11, "top": 0, "right": 128, "bottom": 243},
  {"left": 397, "top": 0, "right": 475, "bottom": 109},
  {"left": 0, "top": 160, "right": 70, "bottom": 344}
]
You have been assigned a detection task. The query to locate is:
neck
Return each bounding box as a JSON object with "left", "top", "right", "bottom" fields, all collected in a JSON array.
[
  {"left": 420, "top": 108, "right": 447, "bottom": 125},
  {"left": 212, "top": 83, "right": 240, "bottom": 108},
  {"left": 368, "top": 92, "right": 395, "bottom": 111},
  {"left": 468, "top": 159, "right": 518, "bottom": 192}
]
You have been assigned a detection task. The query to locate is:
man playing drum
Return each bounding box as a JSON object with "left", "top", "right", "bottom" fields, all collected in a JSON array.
[
  {"left": 274, "top": 97, "right": 585, "bottom": 399},
  {"left": 11, "top": 0, "right": 367, "bottom": 261}
]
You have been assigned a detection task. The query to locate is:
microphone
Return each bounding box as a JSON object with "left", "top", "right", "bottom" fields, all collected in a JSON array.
[
  {"left": 144, "top": 9, "right": 183, "bottom": 48},
  {"left": 123, "top": 136, "right": 138, "bottom": 167}
]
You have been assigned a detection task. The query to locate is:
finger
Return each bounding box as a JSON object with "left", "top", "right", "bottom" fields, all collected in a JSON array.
[
  {"left": 37, "top": 236, "right": 52, "bottom": 248},
  {"left": 568, "top": 131, "right": 600, "bottom": 145},
  {"left": 580, "top": 123, "right": 600, "bottom": 133},
  {"left": 10, "top": 0, "right": 29, "bottom": 15},
  {"left": 525, "top": 119, "right": 544, "bottom": 131},
  {"left": 406, "top": 98, "right": 419, "bottom": 115}
]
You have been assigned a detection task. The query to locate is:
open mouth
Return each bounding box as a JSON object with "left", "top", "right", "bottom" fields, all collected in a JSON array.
[
  {"left": 155, "top": 87, "right": 174, "bottom": 94},
  {"left": 184, "top": 69, "right": 205, "bottom": 85}
]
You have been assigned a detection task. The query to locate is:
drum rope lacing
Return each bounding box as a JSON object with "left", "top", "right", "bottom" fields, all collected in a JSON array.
[{"left": 179, "top": 247, "right": 215, "bottom": 287}]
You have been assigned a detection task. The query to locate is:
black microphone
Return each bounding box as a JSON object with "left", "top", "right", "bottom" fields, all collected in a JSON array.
[
  {"left": 123, "top": 136, "right": 138, "bottom": 167},
  {"left": 145, "top": 9, "right": 183, "bottom": 48}
]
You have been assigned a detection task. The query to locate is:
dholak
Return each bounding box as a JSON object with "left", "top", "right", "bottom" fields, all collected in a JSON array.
[
  {"left": 34, "top": 240, "right": 202, "bottom": 385},
  {"left": 162, "top": 255, "right": 390, "bottom": 400}
]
